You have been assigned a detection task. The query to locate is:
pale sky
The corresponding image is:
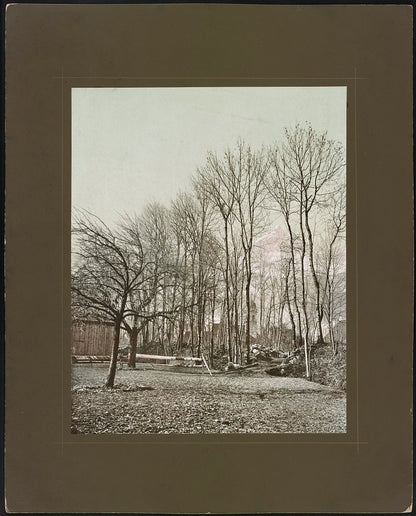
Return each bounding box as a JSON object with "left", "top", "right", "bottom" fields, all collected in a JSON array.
[{"left": 72, "top": 87, "right": 346, "bottom": 226}]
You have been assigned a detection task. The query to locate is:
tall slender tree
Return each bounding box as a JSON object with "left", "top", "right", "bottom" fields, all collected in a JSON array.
[
  {"left": 282, "top": 124, "right": 345, "bottom": 343},
  {"left": 230, "top": 141, "right": 270, "bottom": 363},
  {"left": 195, "top": 153, "right": 237, "bottom": 362}
]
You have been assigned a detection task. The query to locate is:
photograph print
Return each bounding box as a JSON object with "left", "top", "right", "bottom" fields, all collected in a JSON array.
[{"left": 71, "top": 87, "right": 347, "bottom": 434}]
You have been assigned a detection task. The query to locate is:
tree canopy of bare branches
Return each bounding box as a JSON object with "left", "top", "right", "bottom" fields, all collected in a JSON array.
[{"left": 72, "top": 124, "right": 346, "bottom": 386}]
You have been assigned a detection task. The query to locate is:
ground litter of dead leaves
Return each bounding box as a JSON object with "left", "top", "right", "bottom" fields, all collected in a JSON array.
[{"left": 72, "top": 364, "right": 346, "bottom": 434}]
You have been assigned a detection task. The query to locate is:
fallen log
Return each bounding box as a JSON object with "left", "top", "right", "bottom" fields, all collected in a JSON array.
[
  {"left": 72, "top": 355, "right": 111, "bottom": 363},
  {"left": 265, "top": 365, "right": 289, "bottom": 376},
  {"left": 224, "top": 362, "right": 263, "bottom": 374},
  {"left": 136, "top": 353, "right": 202, "bottom": 362}
]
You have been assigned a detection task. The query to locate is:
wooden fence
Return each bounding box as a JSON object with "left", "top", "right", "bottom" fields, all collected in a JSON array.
[{"left": 72, "top": 320, "right": 114, "bottom": 356}]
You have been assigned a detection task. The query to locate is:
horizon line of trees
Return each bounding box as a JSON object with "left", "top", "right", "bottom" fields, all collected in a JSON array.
[{"left": 72, "top": 123, "right": 346, "bottom": 387}]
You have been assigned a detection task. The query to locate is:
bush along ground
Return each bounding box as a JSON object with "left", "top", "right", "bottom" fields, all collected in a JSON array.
[
  {"left": 236, "top": 342, "right": 346, "bottom": 391},
  {"left": 309, "top": 343, "right": 346, "bottom": 391}
]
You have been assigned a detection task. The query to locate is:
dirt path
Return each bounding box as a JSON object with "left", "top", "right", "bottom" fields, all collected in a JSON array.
[{"left": 72, "top": 365, "right": 346, "bottom": 434}]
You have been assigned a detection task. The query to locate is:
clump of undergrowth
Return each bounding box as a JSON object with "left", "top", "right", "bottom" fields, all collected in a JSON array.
[{"left": 310, "top": 344, "right": 346, "bottom": 391}]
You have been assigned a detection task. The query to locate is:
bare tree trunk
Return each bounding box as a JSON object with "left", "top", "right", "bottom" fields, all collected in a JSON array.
[
  {"left": 178, "top": 249, "right": 187, "bottom": 352},
  {"left": 197, "top": 286, "right": 204, "bottom": 358},
  {"left": 305, "top": 213, "right": 325, "bottom": 343},
  {"left": 197, "top": 255, "right": 205, "bottom": 358},
  {"left": 106, "top": 316, "right": 123, "bottom": 388},
  {"left": 259, "top": 285, "right": 265, "bottom": 340},
  {"left": 230, "top": 249, "right": 241, "bottom": 363},
  {"left": 190, "top": 253, "right": 196, "bottom": 355},
  {"left": 276, "top": 299, "right": 285, "bottom": 350},
  {"left": 264, "top": 292, "right": 273, "bottom": 345},
  {"left": 329, "top": 325, "right": 336, "bottom": 355},
  {"left": 245, "top": 274, "right": 251, "bottom": 363},
  {"left": 143, "top": 322, "right": 149, "bottom": 351},
  {"left": 128, "top": 327, "right": 139, "bottom": 368},
  {"left": 284, "top": 266, "right": 296, "bottom": 350},
  {"left": 201, "top": 294, "right": 207, "bottom": 358},
  {"left": 224, "top": 220, "right": 233, "bottom": 362},
  {"left": 210, "top": 282, "right": 216, "bottom": 367},
  {"left": 234, "top": 292, "right": 241, "bottom": 363},
  {"left": 239, "top": 269, "right": 245, "bottom": 353},
  {"left": 299, "top": 202, "right": 311, "bottom": 379},
  {"left": 220, "top": 299, "right": 227, "bottom": 355},
  {"left": 286, "top": 227, "right": 302, "bottom": 348},
  {"left": 167, "top": 240, "right": 180, "bottom": 352},
  {"left": 151, "top": 276, "right": 158, "bottom": 343},
  {"left": 161, "top": 276, "right": 167, "bottom": 354}
]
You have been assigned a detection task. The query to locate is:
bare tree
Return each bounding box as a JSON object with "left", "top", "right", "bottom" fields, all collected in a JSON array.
[
  {"left": 137, "top": 203, "right": 171, "bottom": 350},
  {"left": 202, "top": 233, "right": 222, "bottom": 365},
  {"left": 317, "top": 186, "right": 346, "bottom": 354},
  {"left": 282, "top": 124, "right": 345, "bottom": 344},
  {"left": 229, "top": 221, "right": 245, "bottom": 363},
  {"left": 230, "top": 141, "right": 270, "bottom": 363},
  {"left": 195, "top": 153, "right": 237, "bottom": 362},
  {"left": 196, "top": 142, "right": 269, "bottom": 364},
  {"left": 268, "top": 124, "right": 345, "bottom": 377},
  {"left": 72, "top": 210, "right": 150, "bottom": 387},
  {"left": 121, "top": 209, "right": 184, "bottom": 366},
  {"left": 170, "top": 194, "right": 192, "bottom": 352},
  {"left": 72, "top": 124, "right": 345, "bottom": 385},
  {"left": 267, "top": 145, "right": 304, "bottom": 360}
]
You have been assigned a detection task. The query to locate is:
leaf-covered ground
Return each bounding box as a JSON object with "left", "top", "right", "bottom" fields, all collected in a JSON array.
[{"left": 72, "top": 364, "right": 346, "bottom": 434}]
